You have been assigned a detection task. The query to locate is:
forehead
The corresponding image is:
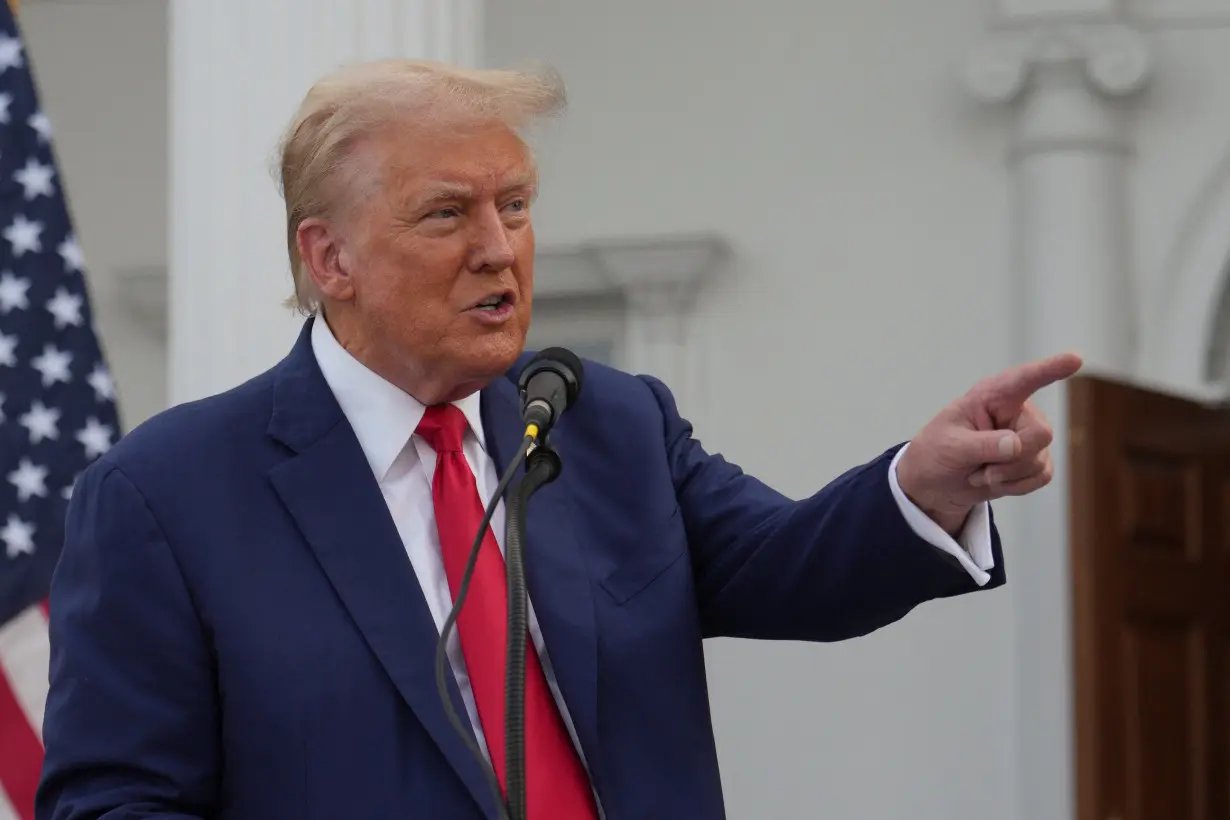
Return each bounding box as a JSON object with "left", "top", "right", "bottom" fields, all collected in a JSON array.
[{"left": 367, "top": 121, "right": 536, "bottom": 202}]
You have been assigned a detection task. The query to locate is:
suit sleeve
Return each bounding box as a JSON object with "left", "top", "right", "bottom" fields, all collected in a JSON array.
[
  {"left": 639, "top": 375, "right": 1006, "bottom": 642},
  {"left": 36, "top": 462, "right": 216, "bottom": 820},
  {"left": 887, "top": 444, "right": 996, "bottom": 584}
]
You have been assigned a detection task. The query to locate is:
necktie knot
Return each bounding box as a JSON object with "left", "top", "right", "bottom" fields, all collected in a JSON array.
[{"left": 416, "top": 404, "right": 467, "bottom": 454}]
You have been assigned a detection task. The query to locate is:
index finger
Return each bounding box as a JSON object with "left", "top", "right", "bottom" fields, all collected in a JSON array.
[{"left": 979, "top": 352, "right": 1083, "bottom": 410}]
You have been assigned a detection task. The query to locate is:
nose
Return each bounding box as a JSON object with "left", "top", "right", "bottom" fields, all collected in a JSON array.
[{"left": 466, "top": 205, "right": 516, "bottom": 273}]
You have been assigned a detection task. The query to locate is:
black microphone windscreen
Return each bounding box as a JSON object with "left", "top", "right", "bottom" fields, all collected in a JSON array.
[{"left": 531, "top": 347, "right": 584, "bottom": 399}]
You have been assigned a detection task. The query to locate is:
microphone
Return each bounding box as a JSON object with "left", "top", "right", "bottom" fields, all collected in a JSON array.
[{"left": 517, "top": 347, "right": 584, "bottom": 441}]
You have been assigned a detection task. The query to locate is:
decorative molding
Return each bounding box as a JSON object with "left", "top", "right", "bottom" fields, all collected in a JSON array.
[
  {"left": 589, "top": 233, "right": 724, "bottom": 315},
  {"left": 1128, "top": 0, "right": 1230, "bottom": 28},
  {"left": 965, "top": 19, "right": 1152, "bottom": 103},
  {"left": 997, "top": 0, "right": 1121, "bottom": 17},
  {"left": 532, "top": 246, "right": 613, "bottom": 299},
  {"left": 531, "top": 232, "right": 727, "bottom": 306},
  {"left": 585, "top": 233, "right": 726, "bottom": 387}
]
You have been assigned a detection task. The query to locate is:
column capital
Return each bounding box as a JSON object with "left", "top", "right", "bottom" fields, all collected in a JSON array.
[
  {"left": 964, "top": 18, "right": 1152, "bottom": 104},
  {"left": 588, "top": 233, "right": 727, "bottom": 319}
]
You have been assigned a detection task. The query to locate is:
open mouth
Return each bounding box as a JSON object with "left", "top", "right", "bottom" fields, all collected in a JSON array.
[
  {"left": 471, "top": 292, "right": 514, "bottom": 312},
  {"left": 466, "top": 291, "right": 517, "bottom": 324}
]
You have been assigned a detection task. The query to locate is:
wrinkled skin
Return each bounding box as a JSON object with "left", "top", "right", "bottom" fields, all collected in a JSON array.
[{"left": 296, "top": 120, "right": 538, "bottom": 405}]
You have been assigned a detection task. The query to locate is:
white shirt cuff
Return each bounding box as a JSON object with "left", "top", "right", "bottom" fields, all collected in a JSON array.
[{"left": 887, "top": 443, "right": 994, "bottom": 587}]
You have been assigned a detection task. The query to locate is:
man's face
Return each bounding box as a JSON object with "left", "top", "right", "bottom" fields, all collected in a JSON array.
[{"left": 327, "top": 121, "right": 537, "bottom": 401}]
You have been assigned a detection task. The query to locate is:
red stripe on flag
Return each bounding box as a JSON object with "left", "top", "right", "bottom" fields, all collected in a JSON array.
[{"left": 0, "top": 664, "right": 40, "bottom": 820}]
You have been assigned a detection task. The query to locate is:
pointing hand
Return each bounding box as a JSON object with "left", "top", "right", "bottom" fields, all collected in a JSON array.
[{"left": 895, "top": 353, "right": 1083, "bottom": 534}]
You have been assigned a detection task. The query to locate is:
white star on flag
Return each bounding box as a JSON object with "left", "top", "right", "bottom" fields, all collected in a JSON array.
[
  {"left": 28, "top": 109, "right": 51, "bottom": 142},
  {"left": 0, "top": 330, "right": 16, "bottom": 367},
  {"left": 1, "top": 514, "right": 35, "bottom": 559},
  {"left": 7, "top": 459, "right": 47, "bottom": 503},
  {"left": 76, "top": 417, "right": 113, "bottom": 459},
  {"left": 0, "top": 34, "right": 23, "bottom": 74},
  {"left": 57, "top": 234, "right": 83, "bottom": 272},
  {"left": 0, "top": 270, "right": 28, "bottom": 311},
  {"left": 4, "top": 213, "right": 42, "bottom": 256},
  {"left": 87, "top": 364, "right": 115, "bottom": 402},
  {"left": 46, "top": 287, "right": 83, "bottom": 329},
  {"left": 19, "top": 401, "right": 60, "bottom": 443},
  {"left": 14, "top": 157, "right": 53, "bottom": 199},
  {"left": 31, "top": 344, "right": 72, "bottom": 387}
]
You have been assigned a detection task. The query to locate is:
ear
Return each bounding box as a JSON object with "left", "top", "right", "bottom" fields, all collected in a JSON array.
[{"left": 296, "top": 217, "right": 356, "bottom": 303}]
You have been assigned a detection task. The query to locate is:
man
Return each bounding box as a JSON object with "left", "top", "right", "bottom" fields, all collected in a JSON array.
[{"left": 36, "top": 60, "right": 1077, "bottom": 820}]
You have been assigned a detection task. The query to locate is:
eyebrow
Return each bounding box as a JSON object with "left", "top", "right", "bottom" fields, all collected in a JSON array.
[{"left": 410, "top": 174, "right": 538, "bottom": 211}]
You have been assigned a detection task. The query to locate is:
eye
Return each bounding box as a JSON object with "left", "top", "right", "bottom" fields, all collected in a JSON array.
[
  {"left": 503, "top": 198, "right": 528, "bottom": 213},
  {"left": 428, "top": 207, "right": 460, "bottom": 219}
]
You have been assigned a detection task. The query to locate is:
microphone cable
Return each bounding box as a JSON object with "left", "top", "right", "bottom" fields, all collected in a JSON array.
[{"left": 434, "top": 425, "right": 540, "bottom": 820}]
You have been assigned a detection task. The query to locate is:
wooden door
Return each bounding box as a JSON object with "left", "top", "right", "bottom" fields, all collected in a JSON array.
[{"left": 1070, "top": 374, "right": 1230, "bottom": 820}]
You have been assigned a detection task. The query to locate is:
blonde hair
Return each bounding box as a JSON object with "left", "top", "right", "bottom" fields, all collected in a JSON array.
[{"left": 276, "top": 59, "right": 567, "bottom": 315}]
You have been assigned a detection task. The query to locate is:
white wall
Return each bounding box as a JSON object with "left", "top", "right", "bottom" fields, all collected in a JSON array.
[
  {"left": 486, "top": 2, "right": 1023, "bottom": 818},
  {"left": 18, "top": 0, "right": 169, "bottom": 431}
]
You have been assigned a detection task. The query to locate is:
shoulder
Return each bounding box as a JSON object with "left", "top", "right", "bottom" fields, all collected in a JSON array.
[{"left": 91, "top": 366, "right": 279, "bottom": 491}]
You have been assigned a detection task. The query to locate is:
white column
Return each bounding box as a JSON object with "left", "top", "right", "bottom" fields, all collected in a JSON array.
[
  {"left": 965, "top": 17, "right": 1152, "bottom": 820},
  {"left": 168, "top": 0, "right": 482, "bottom": 404}
]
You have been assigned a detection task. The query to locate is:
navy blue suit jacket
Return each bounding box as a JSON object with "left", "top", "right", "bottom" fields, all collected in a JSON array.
[{"left": 37, "top": 319, "right": 1005, "bottom": 820}]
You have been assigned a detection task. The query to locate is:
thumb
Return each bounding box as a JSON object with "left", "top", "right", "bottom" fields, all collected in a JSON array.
[{"left": 960, "top": 429, "right": 1021, "bottom": 465}]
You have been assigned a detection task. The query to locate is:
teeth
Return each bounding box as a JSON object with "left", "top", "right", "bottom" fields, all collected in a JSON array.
[{"left": 477, "top": 295, "right": 504, "bottom": 308}]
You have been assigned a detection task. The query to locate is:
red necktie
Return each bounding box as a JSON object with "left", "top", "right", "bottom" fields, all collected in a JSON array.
[{"left": 416, "top": 405, "right": 598, "bottom": 820}]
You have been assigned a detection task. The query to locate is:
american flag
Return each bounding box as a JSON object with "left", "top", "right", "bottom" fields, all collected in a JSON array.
[{"left": 0, "top": 5, "right": 121, "bottom": 819}]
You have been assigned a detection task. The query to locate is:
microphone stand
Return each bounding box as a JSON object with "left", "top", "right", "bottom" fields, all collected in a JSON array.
[
  {"left": 436, "top": 349, "right": 582, "bottom": 820},
  {"left": 435, "top": 432, "right": 536, "bottom": 820},
  {"left": 503, "top": 439, "right": 562, "bottom": 820}
]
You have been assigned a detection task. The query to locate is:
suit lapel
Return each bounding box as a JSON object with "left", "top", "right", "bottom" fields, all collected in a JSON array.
[
  {"left": 482, "top": 376, "right": 605, "bottom": 797},
  {"left": 265, "top": 320, "right": 502, "bottom": 818}
]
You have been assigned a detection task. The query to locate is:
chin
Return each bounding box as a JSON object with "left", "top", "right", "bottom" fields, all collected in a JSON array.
[{"left": 466, "top": 330, "right": 526, "bottom": 378}]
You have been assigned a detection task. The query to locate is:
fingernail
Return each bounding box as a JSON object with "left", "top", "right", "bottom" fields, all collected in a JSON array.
[{"left": 998, "top": 434, "right": 1016, "bottom": 458}]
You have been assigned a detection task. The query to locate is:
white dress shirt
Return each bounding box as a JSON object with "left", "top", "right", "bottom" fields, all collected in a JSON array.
[{"left": 309, "top": 316, "right": 996, "bottom": 765}]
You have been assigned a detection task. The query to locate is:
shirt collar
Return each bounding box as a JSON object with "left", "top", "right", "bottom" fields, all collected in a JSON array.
[{"left": 310, "top": 314, "right": 487, "bottom": 482}]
